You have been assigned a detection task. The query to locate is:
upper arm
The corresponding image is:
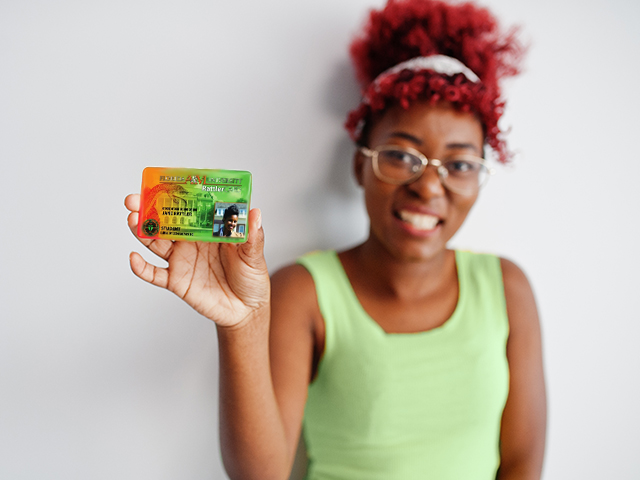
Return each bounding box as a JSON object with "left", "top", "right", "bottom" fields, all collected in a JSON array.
[
  {"left": 269, "top": 264, "right": 322, "bottom": 462},
  {"left": 498, "top": 258, "right": 547, "bottom": 479}
]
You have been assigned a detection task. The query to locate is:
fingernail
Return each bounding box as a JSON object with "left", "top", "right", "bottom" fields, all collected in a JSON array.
[{"left": 256, "top": 209, "right": 262, "bottom": 229}]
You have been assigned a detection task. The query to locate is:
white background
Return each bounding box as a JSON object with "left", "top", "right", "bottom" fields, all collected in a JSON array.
[{"left": 1, "top": 0, "right": 639, "bottom": 478}]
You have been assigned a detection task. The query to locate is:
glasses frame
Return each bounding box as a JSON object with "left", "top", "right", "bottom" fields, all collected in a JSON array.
[{"left": 359, "top": 144, "right": 495, "bottom": 195}]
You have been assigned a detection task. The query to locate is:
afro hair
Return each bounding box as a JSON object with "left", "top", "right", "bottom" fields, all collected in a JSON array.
[{"left": 345, "top": 0, "right": 525, "bottom": 163}]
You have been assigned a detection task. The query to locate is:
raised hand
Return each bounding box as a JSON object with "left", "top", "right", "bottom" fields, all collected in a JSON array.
[{"left": 125, "top": 194, "right": 269, "bottom": 328}]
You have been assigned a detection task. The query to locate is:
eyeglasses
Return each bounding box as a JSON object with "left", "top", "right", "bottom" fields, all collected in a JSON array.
[{"left": 359, "top": 145, "right": 494, "bottom": 196}]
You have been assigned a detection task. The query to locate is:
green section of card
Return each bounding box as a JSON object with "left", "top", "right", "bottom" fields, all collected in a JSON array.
[{"left": 137, "top": 167, "right": 252, "bottom": 243}]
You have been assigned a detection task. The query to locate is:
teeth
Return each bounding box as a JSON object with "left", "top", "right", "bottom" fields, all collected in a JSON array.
[{"left": 399, "top": 211, "right": 439, "bottom": 230}]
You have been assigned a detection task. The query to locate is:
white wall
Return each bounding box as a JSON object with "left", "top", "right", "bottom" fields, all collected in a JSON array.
[{"left": 1, "top": 0, "right": 639, "bottom": 478}]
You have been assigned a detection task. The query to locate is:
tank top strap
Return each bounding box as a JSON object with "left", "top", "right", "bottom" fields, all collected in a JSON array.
[
  {"left": 453, "top": 250, "right": 508, "bottom": 339},
  {"left": 296, "top": 250, "right": 351, "bottom": 313},
  {"left": 296, "top": 250, "right": 367, "bottom": 361}
]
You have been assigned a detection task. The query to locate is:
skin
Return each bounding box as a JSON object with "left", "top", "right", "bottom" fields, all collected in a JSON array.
[
  {"left": 222, "top": 214, "right": 238, "bottom": 236},
  {"left": 125, "top": 100, "right": 546, "bottom": 480}
]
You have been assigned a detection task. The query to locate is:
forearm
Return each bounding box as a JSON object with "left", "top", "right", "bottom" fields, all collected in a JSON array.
[{"left": 217, "top": 306, "right": 291, "bottom": 480}]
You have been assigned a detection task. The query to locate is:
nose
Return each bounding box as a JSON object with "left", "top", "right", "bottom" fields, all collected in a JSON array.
[{"left": 406, "top": 165, "right": 446, "bottom": 198}]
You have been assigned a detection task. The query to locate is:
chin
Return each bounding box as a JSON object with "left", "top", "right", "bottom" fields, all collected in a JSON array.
[{"left": 384, "top": 237, "right": 447, "bottom": 264}]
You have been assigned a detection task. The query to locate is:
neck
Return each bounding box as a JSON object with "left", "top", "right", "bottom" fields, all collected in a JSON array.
[{"left": 344, "top": 235, "right": 454, "bottom": 301}]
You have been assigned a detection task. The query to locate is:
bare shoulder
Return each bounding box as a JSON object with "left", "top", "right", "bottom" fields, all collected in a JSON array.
[
  {"left": 499, "top": 257, "right": 539, "bottom": 333},
  {"left": 270, "top": 263, "right": 319, "bottom": 318},
  {"left": 271, "top": 263, "right": 315, "bottom": 292},
  {"left": 499, "top": 257, "right": 533, "bottom": 294}
]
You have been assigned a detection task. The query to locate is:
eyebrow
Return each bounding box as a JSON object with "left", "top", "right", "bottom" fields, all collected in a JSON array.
[
  {"left": 387, "top": 132, "right": 423, "bottom": 145},
  {"left": 445, "top": 142, "right": 481, "bottom": 154},
  {"left": 386, "top": 134, "right": 481, "bottom": 154}
]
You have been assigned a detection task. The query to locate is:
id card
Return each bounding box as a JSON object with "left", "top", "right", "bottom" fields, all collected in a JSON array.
[{"left": 137, "top": 167, "right": 252, "bottom": 243}]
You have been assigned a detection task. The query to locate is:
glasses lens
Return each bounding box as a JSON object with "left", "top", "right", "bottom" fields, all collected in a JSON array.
[
  {"left": 441, "top": 156, "right": 488, "bottom": 194},
  {"left": 376, "top": 148, "right": 424, "bottom": 183}
]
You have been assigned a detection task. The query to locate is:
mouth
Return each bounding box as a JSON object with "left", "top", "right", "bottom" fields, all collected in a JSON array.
[{"left": 396, "top": 210, "right": 442, "bottom": 231}]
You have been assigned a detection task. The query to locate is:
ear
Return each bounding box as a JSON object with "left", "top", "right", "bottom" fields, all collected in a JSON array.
[{"left": 353, "top": 148, "right": 365, "bottom": 186}]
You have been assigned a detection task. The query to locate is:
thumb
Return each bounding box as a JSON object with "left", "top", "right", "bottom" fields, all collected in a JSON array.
[{"left": 238, "top": 208, "right": 266, "bottom": 269}]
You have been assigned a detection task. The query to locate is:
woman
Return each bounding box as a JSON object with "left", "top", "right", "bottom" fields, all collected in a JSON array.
[
  {"left": 216, "top": 205, "right": 244, "bottom": 238},
  {"left": 125, "top": 0, "right": 546, "bottom": 478}
]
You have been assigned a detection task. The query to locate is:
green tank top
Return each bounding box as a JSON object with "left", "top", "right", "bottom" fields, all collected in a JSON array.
[{"left": 297, "top": 250, "right": 509, "bottom": 480}]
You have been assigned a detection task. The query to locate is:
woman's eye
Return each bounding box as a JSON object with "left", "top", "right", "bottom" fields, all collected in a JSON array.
[
  {"left": 384, "top": 150, "right": 414, "bottom": 164},
  {"left": 446, "top": 159, "right": 478, "bottom": 174}
]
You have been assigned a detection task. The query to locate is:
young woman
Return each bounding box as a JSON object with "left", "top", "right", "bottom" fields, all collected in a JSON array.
[
  {"left": 216, "top": 205, "right": 243, "bottom": 237},
  {"left": 125, "top": 1, "right": 546, "bottom": 478}
]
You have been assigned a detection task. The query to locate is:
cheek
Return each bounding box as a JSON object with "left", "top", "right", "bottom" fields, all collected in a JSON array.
[
  {"left": 448, "top": 194, "right": 478, "bottom": 225},
  {"left": 362, "top": 173, "right": 400, "bottom": 226},
  {"left": 361, "top": 161, "right": 396, "bottom": 195}
]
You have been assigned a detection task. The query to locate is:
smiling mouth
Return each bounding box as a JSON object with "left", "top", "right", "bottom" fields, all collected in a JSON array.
[{"left": 397, "top": 210, "right": 441, "bottom": 231}]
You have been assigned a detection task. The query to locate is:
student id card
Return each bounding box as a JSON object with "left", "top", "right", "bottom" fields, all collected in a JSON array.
[{"left": 137, "top": 167, "right": 252, "bottom": 243}]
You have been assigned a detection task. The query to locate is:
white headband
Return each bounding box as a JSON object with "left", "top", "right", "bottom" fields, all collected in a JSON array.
[
  {"left": 368, "top": 54, "right": 480, "bottom": 96},
  {"left": 354, "top": 55, "right": 481, "bottom": 139}
]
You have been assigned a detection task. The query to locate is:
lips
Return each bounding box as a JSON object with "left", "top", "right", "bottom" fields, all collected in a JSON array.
[{"left": 397, "top": 209, "right": 441, "bottom": 231}]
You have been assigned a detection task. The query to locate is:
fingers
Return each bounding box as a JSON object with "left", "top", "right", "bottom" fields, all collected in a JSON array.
[
  {"left": 127, "top": 210, "right": 139, "bottom": 232},
  {"left": 247, "top": 208, "right": 263, "bottom": 246},
  {"left": 129, "top": 252, "right": 169, "bottom": 288},
  {"left": 124, "top": 194, "right": 140, "bottom": 212},
  {"left": 237, "top": 208, "right": 267, "bottom": 270},
  {"left": 127, "top": 211, "right": 175, "bottom": 260}
]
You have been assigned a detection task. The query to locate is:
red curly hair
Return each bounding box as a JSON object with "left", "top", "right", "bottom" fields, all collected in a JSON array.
[{"left": 345, "top": 0, "right": 525, "bottom": 163}]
